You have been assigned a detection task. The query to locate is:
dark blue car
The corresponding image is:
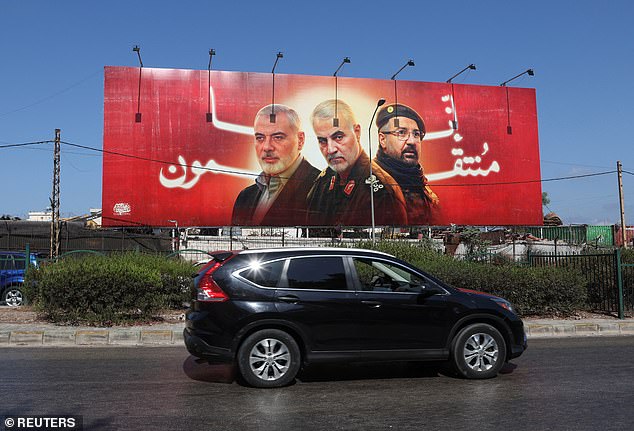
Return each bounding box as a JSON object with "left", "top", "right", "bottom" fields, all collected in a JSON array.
[{"left": 0, "top": 251, "right": 38, "bottom": 306}]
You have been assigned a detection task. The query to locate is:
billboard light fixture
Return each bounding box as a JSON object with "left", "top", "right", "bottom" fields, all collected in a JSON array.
[
  {"left": 390, "top": 59, "right": 415, "bottom": 127},
  {"left": 207, "top": 49, "right": 216, "bottom": 122},
  {"left": 500, "top": 68, "right": 534, "bottom": 86},
  {"left": 500, "top": 69, "right": 534, "bottom": 134},
  {"left": 446, "top": 63, "right": 476, "bottom": 83},
  {"left": 447, "top": 64, "right": 476, "bottom": 130},
  {"left": 270, "top": 52, "right": 284, "bottom": 123},
  {"left": 133, "top": 45, "right": 143, "bottom": 68},
  {"left": 133, "top": 45, "right": 143, "bottom": 123},
  {"left": 333, "top": 57, "right": 351, "bottom": 126}
]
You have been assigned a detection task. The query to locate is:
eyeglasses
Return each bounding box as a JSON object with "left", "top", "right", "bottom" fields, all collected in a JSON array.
[{"left": 380, "top": 129, "right": 425, "bottom": 141}]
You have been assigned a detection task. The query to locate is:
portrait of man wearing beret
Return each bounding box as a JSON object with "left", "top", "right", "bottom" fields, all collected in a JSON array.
[
  {"left": 375, "top": 103, "right": 439, "bottom": 225},
  {"left": 306, "top": 99, "right": 407, "bottom": 226}
]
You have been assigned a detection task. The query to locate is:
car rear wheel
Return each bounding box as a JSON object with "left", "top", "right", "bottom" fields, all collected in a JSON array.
[
  {"left": 3, "top": 286, "right": 24, "bottom": 307},
  {"left": 451, "top": 323, "right": 506, "bottom": 379},
  {"left": 237, "top": 329, "right": 301, "bottom": 388}
]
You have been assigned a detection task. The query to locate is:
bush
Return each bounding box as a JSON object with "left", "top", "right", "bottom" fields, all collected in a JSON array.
[
  {"left": 352, "top": 240, "right": 588, "bottom": 316},
  {"left": 24, "top": 253, "right": 194, "bottom": 325}
]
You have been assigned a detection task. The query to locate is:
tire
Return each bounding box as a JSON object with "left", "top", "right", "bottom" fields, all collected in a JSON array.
[
  {"left": 3, "top": 286, "right": 25, "bottom": 307},
  {"left": 237, "top": 329, "right": 301, "bottom": 388},
  {"left": 450, "top": 323, "right": 507, "bottom": 379}
]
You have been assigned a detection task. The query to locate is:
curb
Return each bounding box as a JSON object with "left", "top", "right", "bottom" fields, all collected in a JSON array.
[
  {"left": 0, "top": 323, "right": 186, "bottom": 347},
  {"left": 1, "top": 320, "right": 633, "bottom": 347},
  {"left": 524, "top": 319, "right": 634, "bottom": 338}
]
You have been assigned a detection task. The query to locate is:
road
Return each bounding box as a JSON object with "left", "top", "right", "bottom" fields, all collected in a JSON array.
[{"left": 1, "top": 337, "right": 633, "bottom": 431}]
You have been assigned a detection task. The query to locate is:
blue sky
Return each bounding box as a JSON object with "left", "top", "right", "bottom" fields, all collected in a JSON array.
[{"left": 1, "top": 0, "right": 632, "bottom": 225}]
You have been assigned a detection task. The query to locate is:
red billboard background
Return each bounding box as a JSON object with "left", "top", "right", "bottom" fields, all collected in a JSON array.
[{"left": 102, "top": 66, "right": 542, "bottom": 227}]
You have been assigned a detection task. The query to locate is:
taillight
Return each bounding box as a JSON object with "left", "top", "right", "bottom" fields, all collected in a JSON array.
[{"left": 197, "top": 261, "right": 229, "bottom": 302}]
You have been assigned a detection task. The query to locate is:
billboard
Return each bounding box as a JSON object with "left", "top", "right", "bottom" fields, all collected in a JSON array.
[{"left": 102, "top": 66, "right": 542, "bottom": 227}]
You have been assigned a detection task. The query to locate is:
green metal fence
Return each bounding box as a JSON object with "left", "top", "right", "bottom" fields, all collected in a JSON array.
[
  {"left": 518, "top": 225, "right": 614, "bottom": 246},
  {"left": 619, "top": 257, "right": 634, "bottom": 317},
  {"left": 6, "top": 242, "right": 634, "bottom": 317},
  {"left": 527, "top": 250, "right": 632, "bottom": 317}
]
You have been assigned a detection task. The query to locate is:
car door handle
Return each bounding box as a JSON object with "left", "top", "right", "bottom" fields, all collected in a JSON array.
[
  {"left": 361, "top": 300, "right": 382, "bottom": 308},
  {"left": 277, "top": 295, "right": 300, "bottom": 304}
]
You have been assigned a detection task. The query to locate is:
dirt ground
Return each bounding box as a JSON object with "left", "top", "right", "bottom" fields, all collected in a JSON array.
[{"left": 0, "top": 306, "right": 186, "bottom": 325}]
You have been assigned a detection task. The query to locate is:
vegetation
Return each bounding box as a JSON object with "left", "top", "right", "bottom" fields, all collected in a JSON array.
[
  {"left": 24, "top": 253, "right": 193, "bottom": 325},
  {"left": 352, "top": 240, "right": 588, "bottom": 316},
  {"left": 21, "top": 239, "right": 610, "bottom": 324}
]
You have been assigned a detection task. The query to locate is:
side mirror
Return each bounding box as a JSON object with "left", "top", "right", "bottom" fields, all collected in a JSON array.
[{"left": 419, "top": 284, "right": 444, "bottom": 298}]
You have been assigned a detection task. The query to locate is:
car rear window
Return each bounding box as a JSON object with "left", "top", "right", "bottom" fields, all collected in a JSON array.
[
  {"left": 240, "top": 259, "right": 285, "bottom": 287},
  {"left": 285, "top": 257, "right": 347, "bottom": 290}
]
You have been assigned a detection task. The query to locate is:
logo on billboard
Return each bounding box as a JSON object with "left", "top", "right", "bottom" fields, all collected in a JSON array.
[{"left": 113, "top": 202, "right": 131, "bottom": 216}]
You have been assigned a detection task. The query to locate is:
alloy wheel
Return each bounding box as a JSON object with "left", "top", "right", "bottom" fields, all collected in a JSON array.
[
  {"left": 4, "top": 288, "right": 23, "bottom": 307},
  {"left": 249, "top": 338, "right": 291, "bottom": 381},
  {"left": 463, "top": 332, "right": 499, "bottom": 372}
]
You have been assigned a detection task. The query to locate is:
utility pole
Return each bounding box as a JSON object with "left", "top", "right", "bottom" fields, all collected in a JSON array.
[
  {"left": 617, "top": 161, "right": 627, "bottom": 248},
  {"left": 50, "top": 129, "right": 61, "bottom": 259}
]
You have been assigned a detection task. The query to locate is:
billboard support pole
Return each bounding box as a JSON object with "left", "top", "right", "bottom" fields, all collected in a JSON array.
[
  {"left": 368, "top": 99, "right": 386, "bottom": 243},
  {"left": 617, "top": 161, "right": 627, "bottom": 248}
]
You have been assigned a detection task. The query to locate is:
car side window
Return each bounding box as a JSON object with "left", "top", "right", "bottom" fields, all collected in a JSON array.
[
  {"left": 284, "top": 257, "right": 347, "bottom": 291},
  {"left": 13, "top": 255, "right": 26, "bottom": 270},
  {"left": 352, "top": 258, "right": 427, "bottom": 293},
  {"left": 240, "top": 259, "right": 285, "bottom": 287},
  {"left": 0, "top": 255, "right": 15, "bottom": 271}
]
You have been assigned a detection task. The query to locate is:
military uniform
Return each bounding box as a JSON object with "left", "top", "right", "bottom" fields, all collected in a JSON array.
[
  {"left": 374, "top": 150, "right": 439, "bottom": 225},
  {"left": 306, "top": 152, "right": 407, "bottom": 226}
]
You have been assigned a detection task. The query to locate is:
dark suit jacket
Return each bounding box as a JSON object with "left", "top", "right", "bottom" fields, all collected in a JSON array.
[{"left": 231, "top": 159, "right": 320, "bottom": 226}]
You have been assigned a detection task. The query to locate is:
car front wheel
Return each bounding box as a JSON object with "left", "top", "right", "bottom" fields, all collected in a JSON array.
[
  {"left": 451, "top": 323, "right": 507, "bottom": 379},
  {"left": 237, "top": 329, "right": 301, "bottom": 388},
  {"left": 3, "top": 286, "right": 24, "bottom": 307}
]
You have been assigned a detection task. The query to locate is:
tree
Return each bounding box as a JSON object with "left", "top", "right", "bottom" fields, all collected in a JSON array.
[{"left": 542, "top": 192, "right": 551, "bottom": 207}]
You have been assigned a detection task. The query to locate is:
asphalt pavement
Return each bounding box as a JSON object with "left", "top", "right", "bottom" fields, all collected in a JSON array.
[
  {"left": 3, "top": 338, "right": 634, "bottom": 431},
  {"left": 1, "top": 317, "right": 633, "bottom": 347}
]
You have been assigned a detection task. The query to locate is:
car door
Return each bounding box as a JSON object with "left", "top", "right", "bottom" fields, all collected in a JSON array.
[
  {"left": 274, "top": 255, "right": 360, "bottom": 352},
  {"left": 0, "top": 254, "right": 16, "bottom": 289},
  {"left": 349, "top": 256, "right": 453, "bottom": 351}
]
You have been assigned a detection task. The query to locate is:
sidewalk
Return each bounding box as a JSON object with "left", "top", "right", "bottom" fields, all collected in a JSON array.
[{"left": 1, "top": 319, "right": 634, "bottom": 347}]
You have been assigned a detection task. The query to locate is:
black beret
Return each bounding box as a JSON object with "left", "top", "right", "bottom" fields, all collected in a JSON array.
[{"left": 376, "top": 103, "right": 425, "bottom": 134}]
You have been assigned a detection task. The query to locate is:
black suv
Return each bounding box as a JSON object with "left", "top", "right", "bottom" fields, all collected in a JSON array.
[{"left": 184, "top": 248, "right": 526, "bottom": 387}]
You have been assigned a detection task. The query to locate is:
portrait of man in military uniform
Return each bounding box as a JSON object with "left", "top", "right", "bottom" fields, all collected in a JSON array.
[
  {"left": 232, "top": 104, "right": 320, "bottom": 226},
  {"left": 306, "top": 99, "right": 407, "bottom": 226},
  {"left": 375, "top": 103, "right": 439, "bottom": 225}
]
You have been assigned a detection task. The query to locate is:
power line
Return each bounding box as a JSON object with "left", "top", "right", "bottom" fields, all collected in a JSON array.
[
  {"left": 61, "top": 140, "right": 618, "bottom": 187},
  {"left": 541, "top": 160, "right": 613, "bottom": 169},
  {"left": 432, "top": 170, "right": 616, "bottom": 187},
  {"left": 0, "top": 69, "right": 102, "bottom": 119},
  {"left": 2, "top": 137, "right": 624, "bottom": 188},
  {"left": 0, "top": 140, "right": 53, "bottom": 149},
  {"left": 60, "top": 140, "right": 260, "bottom": 178}
]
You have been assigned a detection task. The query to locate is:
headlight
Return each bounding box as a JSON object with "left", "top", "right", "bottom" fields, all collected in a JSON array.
[{"left": 492, "top": 298, "right": 515, "bottom": 313}]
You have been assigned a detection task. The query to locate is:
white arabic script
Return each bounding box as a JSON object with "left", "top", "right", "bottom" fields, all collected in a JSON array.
[
  {"left": 159, "top": 156, "right": 258, "bottom": 189},
  {"left": 427, "top": 143, "right": 499, "bottom": 181}
]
